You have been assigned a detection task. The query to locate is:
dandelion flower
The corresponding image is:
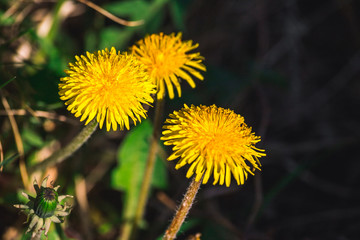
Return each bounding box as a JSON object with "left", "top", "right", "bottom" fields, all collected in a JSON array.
[
  {"left": 161, "top": 104, "right": 266, "bottom": 187},
  {"left": 131, "top": 32, "right": 206, "bottom": 100},
  {"left": 59, "top": 47, "right": 156, "bottom": 131}
]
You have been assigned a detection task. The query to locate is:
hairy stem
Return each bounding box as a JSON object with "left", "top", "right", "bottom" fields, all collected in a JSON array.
[
  {"left": 163, "top": 177, "right": 202, "bottom": 240},
  {"left": 30, "top": 119, "right": 98, "bottom": 172}
]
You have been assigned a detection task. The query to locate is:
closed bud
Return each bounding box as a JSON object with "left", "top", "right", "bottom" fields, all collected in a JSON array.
[{"left": 34, "top": 187, "right": 59, "bottom": 218}]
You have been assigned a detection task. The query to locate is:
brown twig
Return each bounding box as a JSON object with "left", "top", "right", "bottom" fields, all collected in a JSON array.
[
  {"left": 156, "top": 191, "right": 177, "bottom": 211},
  {"left": 0, "top": 109, "right": 79, "bottom": 124},
  {"left": 85, "top": 152, "right": 115, "bottom": 194},
  {"left": 76, "top": 0, "right": 144, "bottom": 27},
  {"left": 1, "top": 93, "right": 29, "bottom": 188},
  {"left": 75, "top": 176, "right": 93, "bottom": 240},
  {"left": 205, "top": 201, "right": 243, "bottom": 239},
  {"left": 2, "top": 0, "right": 21, "bottom": 19}
]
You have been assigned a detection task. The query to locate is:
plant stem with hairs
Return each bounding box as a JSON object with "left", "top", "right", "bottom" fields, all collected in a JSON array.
[
  {"left": 163, "top": 177, "right": 202, "bottom": 240},
  {"left": 30, "top": 119, "right": 98, "bottom": 172}
]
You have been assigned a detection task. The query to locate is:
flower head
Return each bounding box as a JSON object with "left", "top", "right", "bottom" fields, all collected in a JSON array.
[
  {"left": 131, "top": 32, "right": 206, "bottom": 100},
  {"left": 161, "top": 104, "right": 266, "bottom": 187},
  {"left": 14, "top": 176, "right": 73, "bottom": 237},
  {"left": 59, "top": 47, "right": 156, "bottom": 131}
]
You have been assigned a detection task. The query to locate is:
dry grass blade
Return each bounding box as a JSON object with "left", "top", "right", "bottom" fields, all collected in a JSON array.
[
  {"left": 0, "top": 109, "right": 78, "bottom": 124},
  {"left": 0, "top": 141, "right": 3, "bottom": 172},
  {"left": 76, "top": 0, "right": 144, "bottom": 27},
  {"left": 75, "top": 176, "right": 93, "bottom": 240},
  {"left": 1, "top": 94, "right": 29, "bottom": 188},
  {"left": 0, "top": 77, "right": 16, "bottom": 90}
]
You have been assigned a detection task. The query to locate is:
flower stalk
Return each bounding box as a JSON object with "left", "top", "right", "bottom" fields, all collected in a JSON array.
[
  {"left": 120, "top": 98, "right": 165, "bottom": 240},
  {"left": 30, "top": 119, "right": 98, "bottom": 172},
  {"left": 163, "top": 176, "right": 202, "bottom": 240},
  {"left": 160, "top": 104, "right": 266, "bottom": 239},
  {"left": 134, "top": 98, "right": 164, "bottom": 220}
]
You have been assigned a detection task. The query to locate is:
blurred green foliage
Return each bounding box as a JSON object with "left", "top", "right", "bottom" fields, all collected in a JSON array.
[{"left": 111, "top": 120, "right": 167, "bottom": 224}]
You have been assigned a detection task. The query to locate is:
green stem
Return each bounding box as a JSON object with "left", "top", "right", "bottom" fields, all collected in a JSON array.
[
  {"left": 120, "top": 98, "right": 165, "bottom": 240},
  {"left": 163, "top": 177, "right": 202, "bottom": 240},
  {"left": 30, "top": 119, "right": 98, "bottom": 172}
]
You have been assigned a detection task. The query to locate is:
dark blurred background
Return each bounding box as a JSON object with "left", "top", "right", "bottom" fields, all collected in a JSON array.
[{"left": 1, "top": 0, "right": 360, "bottom": 239}]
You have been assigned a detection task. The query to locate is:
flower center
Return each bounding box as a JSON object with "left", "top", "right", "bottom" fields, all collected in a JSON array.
[{"left": 156, "top": 53, "right": 165, "bottom": 64}]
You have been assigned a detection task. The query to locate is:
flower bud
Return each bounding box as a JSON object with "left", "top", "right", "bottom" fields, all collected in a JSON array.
[{"left": 34, "top": 187, "right": 59, "bottom": 218}]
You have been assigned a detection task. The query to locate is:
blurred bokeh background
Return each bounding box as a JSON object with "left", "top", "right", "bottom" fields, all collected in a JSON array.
[{"left": 1, "top": 0, "right": 360, "bottom": 239}]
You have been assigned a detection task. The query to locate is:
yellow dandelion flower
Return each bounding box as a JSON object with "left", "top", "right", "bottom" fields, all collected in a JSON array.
[
  {"left": 59, "top": 47, "right": 156, "bottom": 131},
  {"left": 131, "top": 32, "right": 206, "bottom": 100},
  {"left": 161, "top": 104, "right": 266, "bottom": 187}
]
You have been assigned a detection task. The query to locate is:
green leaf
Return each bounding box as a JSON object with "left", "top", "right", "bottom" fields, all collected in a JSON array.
[
  {"left": 99, "top": 27, "right": 134, "bottom": 50},
  {"left": 143, "top": 0, "right": 169, "bottom": 28},
  {"left": 152, "top": 148, "right": 168, "bottom": 189},
  {"left": 45, "top": 228, "right": 61, "bottom": 240},
  {"left": 169, "top": 0, "right": 187, "bottom": 31},
  {"left": 20, "top": 231, "right": 33, "bottom": 240},
  {"left": 28, "top": 68, "right": 61, "bottom": 104},
  {"left": 84, "top": 29, "right": 99, "bottom": 52},
  {"left": 144, "top": 8, "right": 165, "bottom": 33},
  {"left": 111, "top": 120, "right": 167, "bottom": 221},
  {"left": 103, "top": 0, "right": 150, "bottom": 21},
  {"left": 22, "top": 128, "right": 44, "bottom": 148},
  {"left": 54, "top": 223, "right": 75, "bottom": 240},
  {"left": 0, "top": 153, "right": 18, "bottom": 168},
  {"left": 98, "top": 222, "right": 113, "bottom": 235},
  {"left": 100, "top": 0, "right": 169, "bottom": 49}
]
